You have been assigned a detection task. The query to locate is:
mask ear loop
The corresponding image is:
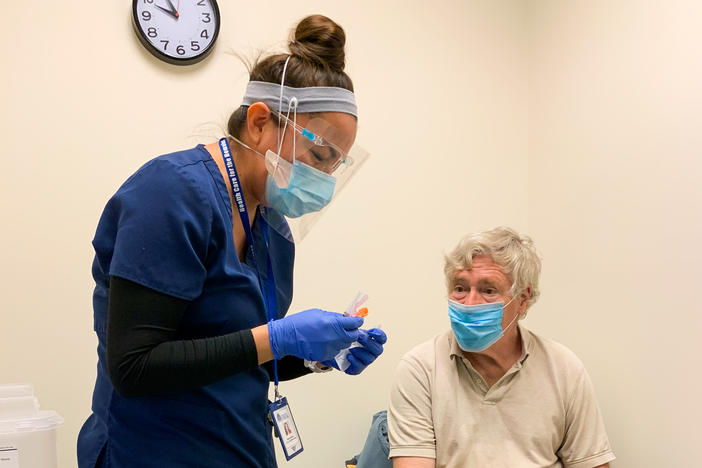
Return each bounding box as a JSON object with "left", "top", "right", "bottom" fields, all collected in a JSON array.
[
  {"left": 277, "top": 56, "right": 292, "bottom": 155},
  {"left": 502, "top": 309, "right": 520, "bottom": 334},
  {"left": 274, "top": 96, "right": 297, "bottom": 170},
  {"left": 276, "top": 56, "right": 300, "bottom": 167},
  {"left": 290, "top": 97, "right": 298, "bottom": 165},
  {"left": 501, "top": 295, "right": 521, "bottom": 334}
]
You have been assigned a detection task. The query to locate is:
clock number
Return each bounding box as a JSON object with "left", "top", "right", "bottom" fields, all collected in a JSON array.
[
  {"left": 144, "top": 0, "right": 154, "bottom": 3},
  {"left": 176, "top": 45, "right": 185, "bottom": 56},
  {"left": 160, "top": 40, "right": 169, "bottom": 50},
  {"left": 202, "top": 13, "right": 211, "bottom": 23},
  {"left": 141, "top": 11, "right": 151, "bottom": 21},
  {"left": 197, "top": 0, "right": 205, "bottom": 5},
  {"left": 200, "top": 29, "right": 209, "bottom": 39},
  {"left": 191, "top": 41, "right": 201, "bottom": 52},
  {"left": 147, "top": 27, "right": 157, "bottom": 38}
]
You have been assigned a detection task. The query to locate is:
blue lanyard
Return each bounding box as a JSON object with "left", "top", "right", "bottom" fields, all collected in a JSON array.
[{"left": 218, "top": 138, "right": 280, "bottom": 388}]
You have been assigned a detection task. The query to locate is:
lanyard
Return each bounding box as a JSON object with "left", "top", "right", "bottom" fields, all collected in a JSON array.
[{"left": 218, "top": 138, "right": 281, "bottom": 392}]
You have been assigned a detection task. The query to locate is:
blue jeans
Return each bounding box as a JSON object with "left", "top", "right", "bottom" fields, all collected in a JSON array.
[{"left": 356, "top": 411, "right": 391, "bottom": 468}]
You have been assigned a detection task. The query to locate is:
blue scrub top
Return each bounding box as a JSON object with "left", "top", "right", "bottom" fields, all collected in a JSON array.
[{"left": 77, "top": 146, "right": 295, "bottom": 468}]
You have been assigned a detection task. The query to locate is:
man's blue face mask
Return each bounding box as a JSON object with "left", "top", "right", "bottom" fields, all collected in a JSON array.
[{"left": 448, "top": 296, "right": 519, "bottom": 352}]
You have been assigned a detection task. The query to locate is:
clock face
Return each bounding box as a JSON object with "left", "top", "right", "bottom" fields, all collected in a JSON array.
[{"left": 132, "top": 0, "right": 220, "bottom": 65}]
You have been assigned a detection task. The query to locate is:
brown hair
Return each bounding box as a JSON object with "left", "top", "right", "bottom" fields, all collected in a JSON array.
[{"left": 227, "top": 15, "right": 354, "bottom": 137}]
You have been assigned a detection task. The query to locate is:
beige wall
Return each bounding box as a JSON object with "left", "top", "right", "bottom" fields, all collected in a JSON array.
[
  {"left": 1, "top": 1, "right": 698, "bottom": 467},
  {"left": 527, "top": 1, "right": 702, "bottom": 466}
]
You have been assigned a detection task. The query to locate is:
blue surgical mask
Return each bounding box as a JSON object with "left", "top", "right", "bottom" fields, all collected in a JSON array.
[
  {"left": 264, "top": 150, "right": 336, "bottom": 218},
  {"left": 448, "top": 297, "right": 518, "bottom": 352}
]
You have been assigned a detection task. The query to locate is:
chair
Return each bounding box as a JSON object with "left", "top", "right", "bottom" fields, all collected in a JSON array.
[{"left": 345, "top": 410, "right": 392, "bottom": 468}]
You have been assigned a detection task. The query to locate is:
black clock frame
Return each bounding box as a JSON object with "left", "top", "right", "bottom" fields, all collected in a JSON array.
[{"left": 131, "top": 0, "right": 220, "bottom": 66}]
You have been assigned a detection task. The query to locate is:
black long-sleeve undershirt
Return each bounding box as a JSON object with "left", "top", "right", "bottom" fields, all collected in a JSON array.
[{"left": 106, "top": 276, "right": 310, "bottom": 397}]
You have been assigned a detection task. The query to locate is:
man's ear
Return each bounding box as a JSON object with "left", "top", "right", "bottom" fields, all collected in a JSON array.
[
  {"left": 245, "top": 102, "right": 272, "bottom": 145},
  {"left": 519, "top": 286, "right": 532, "bottom": 312}
]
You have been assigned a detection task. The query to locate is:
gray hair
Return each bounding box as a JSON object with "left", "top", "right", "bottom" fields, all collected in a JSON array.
[{"left": 444, "top": 227, "right": 542, "bottom": 310}]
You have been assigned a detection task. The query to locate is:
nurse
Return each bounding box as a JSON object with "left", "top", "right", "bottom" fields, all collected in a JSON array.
[{"left": 77, "top": 14, "right": 386, "bottom": 468}]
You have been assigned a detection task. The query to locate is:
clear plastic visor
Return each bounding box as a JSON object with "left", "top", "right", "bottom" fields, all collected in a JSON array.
[
  {"left": 262, "top": 112, "right": 369, "bottom": 243},
  {"left": 283, "top": 143, "right": 369, "bottom": 241},
  {"left": 271, "top": 112, "right": 355, "bottom": 176}
]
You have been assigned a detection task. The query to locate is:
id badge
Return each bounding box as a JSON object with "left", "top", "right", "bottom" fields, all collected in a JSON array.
[{"left": 268, "top": 396, "right": 304, "bottom": 460}]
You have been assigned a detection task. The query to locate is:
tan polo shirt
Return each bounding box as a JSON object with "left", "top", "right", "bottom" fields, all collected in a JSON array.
[{"left": 388, "top": 325, "right": 615, "bottom": 468}]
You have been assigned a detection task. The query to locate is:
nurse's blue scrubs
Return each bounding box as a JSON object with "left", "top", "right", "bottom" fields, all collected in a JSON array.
[{"left": 77, "top": 146, "right": 294, "bottom": 467}]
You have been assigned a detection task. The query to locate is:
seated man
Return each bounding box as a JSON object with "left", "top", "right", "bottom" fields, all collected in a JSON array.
[{"left": 388, "top": 227, "right": 615, "bottom": 468}]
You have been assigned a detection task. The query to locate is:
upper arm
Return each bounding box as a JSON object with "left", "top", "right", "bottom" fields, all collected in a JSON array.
[
  {"left": 105, "top": 159, "right": 212, "bottom": 300},
  {"left": 558, "top": 367, "right": 615, "bottom": 467},
  {"left": 388, "top": 357, "right": 436, "bottom": 460},
  {"left": 393, "top": 456, "right": 435, "bottom": 468}
]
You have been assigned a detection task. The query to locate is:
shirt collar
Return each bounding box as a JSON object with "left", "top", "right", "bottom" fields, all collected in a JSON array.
[{"left": 516, "top": 323, "right": 532, "bottom": 366}]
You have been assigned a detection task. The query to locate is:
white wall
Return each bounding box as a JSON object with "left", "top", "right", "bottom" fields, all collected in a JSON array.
[
  {"left": 527, "top": 2, "right": 702, "bottom": 466},
  {"left": 1, "top": 1, "right": 698, "bottom": 467},
  {"left": 1, "top": 2, "right": 528, "bottom": 466}
]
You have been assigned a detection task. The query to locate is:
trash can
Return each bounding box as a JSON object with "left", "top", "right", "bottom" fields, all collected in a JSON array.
[{"left": 0, "top": 383, "right": 63, "bottom": 468}]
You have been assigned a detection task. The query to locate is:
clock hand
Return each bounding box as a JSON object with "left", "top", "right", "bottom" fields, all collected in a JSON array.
[
  {"left": 166, "top": 0, "right": 180, "bottom": 18},
  {"left": 154, "top": 3, "right": 178, "bottom": 19}
]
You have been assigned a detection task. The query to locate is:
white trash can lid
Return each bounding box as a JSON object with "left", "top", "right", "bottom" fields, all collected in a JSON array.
[
  {"left": 0, "top": 411, "right": 64, "bottom": 434},
  {"left": 0, "top": 383, "right": 63, "bottom": 434}
]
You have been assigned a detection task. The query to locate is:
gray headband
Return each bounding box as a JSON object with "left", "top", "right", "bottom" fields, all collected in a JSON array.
[{"left": 241, "top": 81, "right": 357, "bottom": 117}]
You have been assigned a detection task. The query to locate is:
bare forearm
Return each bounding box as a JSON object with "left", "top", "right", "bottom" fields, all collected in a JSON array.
[
  {"left": 252, "top": 324, "right": 273, "bottom": 364},
  {"left": 393, "top": 456, "right": 435, "bottom": 468}
]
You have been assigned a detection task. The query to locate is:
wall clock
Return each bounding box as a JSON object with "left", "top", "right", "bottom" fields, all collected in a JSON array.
[{"left": 132, "top": 0, "right": 220, "bottom": 65}]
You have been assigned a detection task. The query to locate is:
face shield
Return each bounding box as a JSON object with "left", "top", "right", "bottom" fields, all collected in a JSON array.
[
  {"left": 235, "top": 71, "right": 368, "bottom": 243},
  {"left": 261, "top": 109, "right": 369, "bottom": 242},
  {"left": 287, "top": 142, "right": 369, "bottom": 241}
]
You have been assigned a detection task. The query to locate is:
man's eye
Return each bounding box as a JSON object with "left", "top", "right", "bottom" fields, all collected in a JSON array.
[
  {"left": 482, "top": 288, "right": 497, "bottom": 295},
  {"left": 450, "top": 286, "right": 467, "bottom": 300}
]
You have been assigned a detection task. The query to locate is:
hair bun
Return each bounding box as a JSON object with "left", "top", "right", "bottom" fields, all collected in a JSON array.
[{"left": 289, "top": 15, "right": 346, "bottom": 72}]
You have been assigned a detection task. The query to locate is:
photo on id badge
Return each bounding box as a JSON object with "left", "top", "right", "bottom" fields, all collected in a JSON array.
[{"left": 270, "top": 397, "right": 303, "bottom": 460}]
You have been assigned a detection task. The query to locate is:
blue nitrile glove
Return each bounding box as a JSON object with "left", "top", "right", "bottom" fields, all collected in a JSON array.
[
  {"left": 268, "top": 309, "right": 364, "bottom": 362},
  {"left": 323, "top": 328, "right": 387, "bottom": 375}
]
